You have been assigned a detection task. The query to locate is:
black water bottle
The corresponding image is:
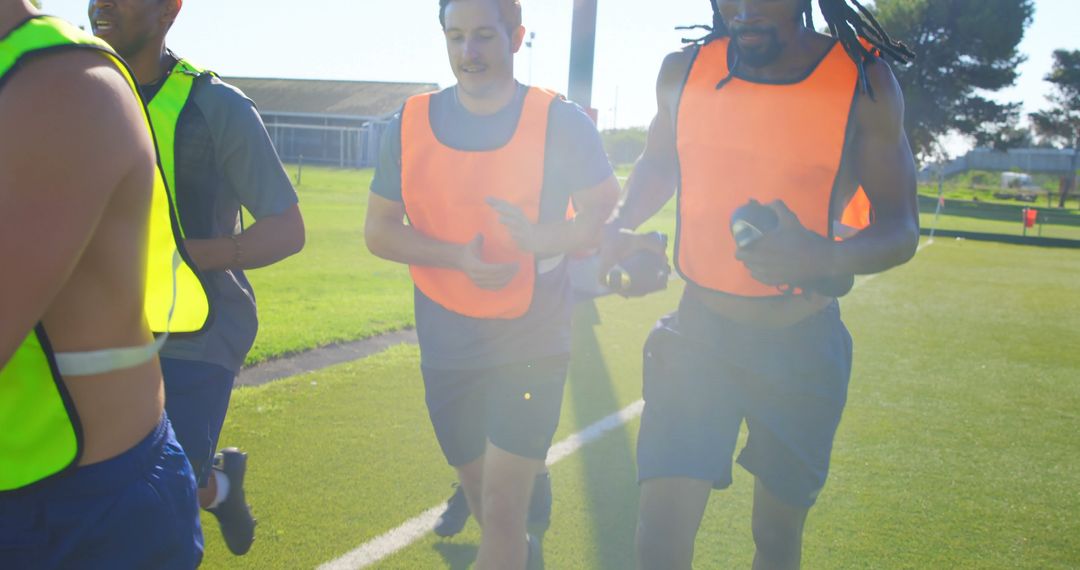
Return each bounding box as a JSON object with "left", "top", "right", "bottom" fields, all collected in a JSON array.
[
  {"left": 730, "top": 200, "right": 854, "bottom": 297},
  {"left": 605, "top": 232, "right": 671, "bottom": 297},
  {"left": 730, "top": 200, "right": 779, "bottom": 249}
]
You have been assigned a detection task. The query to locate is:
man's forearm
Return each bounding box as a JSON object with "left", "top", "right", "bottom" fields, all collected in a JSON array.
[
  {"left": 365, "top": 222, "right": 463, "bottom": 270},
  {"left": 832, "top": 217, "right": 920, "bottom": 276},
  {"left": 610, "top": 158, "right": 676, "bottom": 231},
  {"left": 530, "top": 178, "right": 620, "bottom": 256},
  {"left": 186, "top": 205, "right": 305, "bottom": 271},
  {"left": 529, "top": 216, "right": 604, "bottom": 257}
]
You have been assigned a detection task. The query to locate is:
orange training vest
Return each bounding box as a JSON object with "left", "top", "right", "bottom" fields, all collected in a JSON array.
[
  {"left": 401, "top": 87, "right": 557, "bottom": 319},
  {"left": 840, "top": 187, "right": 872, "bottom": 231},
  {"left": 676, "top": 38, "right": 859, "bottom": 297}
]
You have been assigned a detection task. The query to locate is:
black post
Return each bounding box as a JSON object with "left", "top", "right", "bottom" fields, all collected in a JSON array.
[
  {"left": 1067, "top": 140, "right": 1079, "bottom": 209},
  {"left": 568, "top": 0, "right": 599, "bottom": 109}
]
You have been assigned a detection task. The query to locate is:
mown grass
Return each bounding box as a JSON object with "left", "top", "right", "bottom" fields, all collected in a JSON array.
[
  {"left": 241, "top": 167, "right": 413, "bottom": 365},
  {"left": 921, "top": 212, "right": 1080, "bottom": 241},
  {"left": 202, "top": 219, "right": 1080, "bottom": 568}
]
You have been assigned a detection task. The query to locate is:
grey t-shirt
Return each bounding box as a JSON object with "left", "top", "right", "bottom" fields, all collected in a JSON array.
[
  {"left": 371, "top": 83, "right": 613, "bottom": 370},
  {"left": 145, "top": 62, "right": 299, "bottom": 373}
]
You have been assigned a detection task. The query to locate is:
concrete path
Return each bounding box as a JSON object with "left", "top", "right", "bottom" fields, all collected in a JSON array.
[{"left": 236, "top": 328, "right": 418, "bottom": 387}]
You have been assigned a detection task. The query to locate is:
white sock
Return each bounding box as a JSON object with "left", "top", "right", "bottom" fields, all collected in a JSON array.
[{"left": 206, "top": 469, "right": 230, "bottom": 509}]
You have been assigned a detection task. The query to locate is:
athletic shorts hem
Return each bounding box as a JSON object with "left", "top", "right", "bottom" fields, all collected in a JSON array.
[{"left": 736, "top": 454, "right": 824, "bottom": 509}]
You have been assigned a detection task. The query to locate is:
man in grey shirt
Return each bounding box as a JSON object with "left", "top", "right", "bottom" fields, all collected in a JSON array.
[{"left": 91, "top": 0, "right": 305, "bottom": 556}]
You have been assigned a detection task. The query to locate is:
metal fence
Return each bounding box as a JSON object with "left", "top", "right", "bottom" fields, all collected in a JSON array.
[
  {"left": 267, "top": 120, "right": 391, "bottom": 169},
  {"left": 919, "top": 195, "right": 1080, "bottom": 247},
  {"left": 935, "top": 148, "right": 1079, "bottom": 178}
]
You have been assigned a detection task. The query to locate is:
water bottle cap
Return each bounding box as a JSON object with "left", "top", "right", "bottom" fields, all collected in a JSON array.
[{"left": 606, "top": 268, "right": 630, "bottom": 290}]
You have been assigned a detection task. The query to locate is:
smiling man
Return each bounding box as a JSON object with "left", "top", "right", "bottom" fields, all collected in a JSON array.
[
  {"left": 88, "top": 0, "right": 305, "bottom": 557},
  {"left": 600, "top": 0, "right": 920, "bottom": 568},
  {"left": 364, "top": 1, "right": 619, "bottom": 567}
]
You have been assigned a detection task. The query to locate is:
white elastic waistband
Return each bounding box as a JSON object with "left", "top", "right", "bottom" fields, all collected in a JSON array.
[{"left": 53, "top": 334, "right": 168, "bottom": 377}]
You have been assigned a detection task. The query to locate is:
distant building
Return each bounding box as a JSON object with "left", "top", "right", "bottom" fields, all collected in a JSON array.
[
  {"left": 225, "top": 77, "right": 439, "bottom": 168},
  {"left": 924, "top": 147, "right": 1079, "bottom": 180}
]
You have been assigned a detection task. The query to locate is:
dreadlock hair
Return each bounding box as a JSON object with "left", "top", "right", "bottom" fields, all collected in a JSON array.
[{"left": 679, "top": 0, "right": 915, "bottom": 97}]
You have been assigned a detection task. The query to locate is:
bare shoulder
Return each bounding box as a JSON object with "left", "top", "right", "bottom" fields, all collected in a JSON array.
[
  {"left": 0, "top": 49, "right": 152, "bottom": 200},
  {"left": 854, "top": 57, "right": 906, "bottom": 138},
  {"left": 1, "top": 49, "right": 139, "bottom": 124},
  {"left": 0, "top": 48, "right": 156, "bottom": 350},
  {"left": 658, "top": 47, "right": 697, "bottom": 90},
  {"left": 654, "top": 46, "right": 698, "bottom": 121}
]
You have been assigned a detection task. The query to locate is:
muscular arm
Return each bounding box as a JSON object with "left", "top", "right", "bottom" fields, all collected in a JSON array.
[
  {"left": 365, "top": 192, "right": 518, "bottom": 290},
  {"left": 549, "top": 175, "right": 621, "bottom": 252},
  {"left": 183, "top": 204, "right": 305, "bottom": 271},
  {"left": 488, "top": 175, "right": 620, "bottom": 256},
  {"left": 365, "top": 193, "right": 467, "bottom": 268},
  {"left": 737, "top": 60, "right": 920, "bottom": 287},
  {"left": 833, "top": 60, "right": 920, "bottom": 274},
  {"left": 182, "top": 86, "right": 306, "bottom": 271},
  {"left": 596, "top": 51, "right": 690, "bottom": 275},
  {"left": 0, "top": 53, "right": 149, "bottom": 364},
  {"left": 610, "top": 51, "right": 690, "bottom": 231}
]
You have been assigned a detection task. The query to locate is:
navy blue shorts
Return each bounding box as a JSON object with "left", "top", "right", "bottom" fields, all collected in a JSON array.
[
  {"left": 422, "top": 355, "right": 570, "bottom": 466},
  {"left": 0, "top": 418, "right": 203, "bottom": 569},
  {"left": 161, "top": 358, "right": 236, "bottom": 487},
  {"left": 637, "top": 293, "right": 853, "bottom": 508}
]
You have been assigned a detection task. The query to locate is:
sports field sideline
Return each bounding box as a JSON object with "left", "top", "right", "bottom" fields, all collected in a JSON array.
[{"left": 197, "top": 167, "right": 1079, "bottom": 569}]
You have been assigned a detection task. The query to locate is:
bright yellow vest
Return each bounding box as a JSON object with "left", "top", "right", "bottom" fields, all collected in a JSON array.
[
  {"left": 0, "top": 16, "right": 210, "bottom": 492},
  {"left": 147, "top": 58, "right": 215, "bottom": 238}
]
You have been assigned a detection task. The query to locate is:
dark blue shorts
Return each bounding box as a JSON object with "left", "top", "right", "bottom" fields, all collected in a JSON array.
[
  {"left": 637, "top": 293, "right": 853, "bottom": 508},
  {"left": 0, "top": 418, "right": 203, "bottom": 569},
  {"left": 161, "top": 358, "right": 236, "bottom": 487},
  {"left": 422, "top": 355, "right": 570, "bottom": 466}
]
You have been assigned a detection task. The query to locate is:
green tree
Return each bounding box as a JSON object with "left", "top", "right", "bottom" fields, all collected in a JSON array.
[
  {"left": 874, "top": 0, "right": 1034, "bottom": 161},
  {"left": 976, "top": 124, "right": 1035, "bottom": 152},
  {"left": 1029, "top": 49, "right": 1080, "bottom": 207},
  {"left": 601, "top": 127, "right": 647, "bottom": 166}
]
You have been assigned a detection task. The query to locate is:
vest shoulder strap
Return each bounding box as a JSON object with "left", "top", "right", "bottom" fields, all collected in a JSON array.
[{"left": 0, "top": 16, "right": 119, "bottom": 79}]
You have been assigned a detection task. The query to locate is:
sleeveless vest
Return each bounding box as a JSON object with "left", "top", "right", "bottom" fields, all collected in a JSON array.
[
  {"left": 0, "top": 16, "right": 209, "bottom": 492},
  {"left": 675, "top": 38, "right": 859, "bottom": 297},
  {"left": 147, "top": 57, "right": 215, "bottom": 239},
  {"left": 400, "top": 87, "right": 557, "bottom": 319}
]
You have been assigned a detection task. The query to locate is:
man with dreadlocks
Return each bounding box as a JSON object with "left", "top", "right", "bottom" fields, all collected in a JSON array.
[{"left": 601, "top": 1, "right": 919, "bottom": 568}]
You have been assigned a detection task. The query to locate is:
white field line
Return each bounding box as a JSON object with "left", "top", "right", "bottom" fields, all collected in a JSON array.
[
  {"left": 317, "top": 401, "right": 646, "bottom": 570},
  {"left": 317, "top": 239, "right": 934, "bottom": 569}
]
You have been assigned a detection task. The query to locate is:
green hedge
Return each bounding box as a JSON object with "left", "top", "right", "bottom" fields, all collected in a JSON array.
[{"left": 918, "top": 195, "right": 1080, "bottom": 226}]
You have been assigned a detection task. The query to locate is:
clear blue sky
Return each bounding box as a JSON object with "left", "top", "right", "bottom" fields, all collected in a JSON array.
[{"left": 53, "top": 0, "right": 1078, "bottom": 154}]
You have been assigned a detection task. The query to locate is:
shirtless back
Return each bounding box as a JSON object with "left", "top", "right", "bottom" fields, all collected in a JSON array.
[{"left": 0, "top": 4, "right": 165, "bottom": 469}]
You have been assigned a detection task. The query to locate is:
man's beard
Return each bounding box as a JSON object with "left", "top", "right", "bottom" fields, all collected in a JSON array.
[{"left": 732, "top": 29, "right": 784, "bottom": 68}]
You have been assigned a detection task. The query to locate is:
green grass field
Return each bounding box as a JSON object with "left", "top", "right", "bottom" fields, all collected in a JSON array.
[
  {"left": 242, "top": 167, "right": 413, "bottom": 365},
  {"left": 203, "top": 167, "right": 1080, "bottom": 568},
  {"left": 920, "top": 212, "right": 1080, "bottom": 241}
]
